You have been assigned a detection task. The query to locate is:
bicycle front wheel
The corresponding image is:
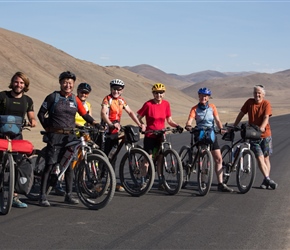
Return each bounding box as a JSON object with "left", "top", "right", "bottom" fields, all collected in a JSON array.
[
  {"left": 236, "top": 148, "right": 256, "bottom": 194},
  {"left": 221, "top": 145, "right": 232, "bottom": 184},
  {"left": 197, "top": 149, "right": 213, "bottom": 196},
  {"left": 75, "top": 154, "right": 116, "bottom": 210},
  {"left": 119, "top": 148, "right": 155, "bottom": 197},
  {"left": 0, "top": 153, "right": 15, "bottom": 215},
  {"left": 162, "top": 149, "right": 183, "bottom": 195}
]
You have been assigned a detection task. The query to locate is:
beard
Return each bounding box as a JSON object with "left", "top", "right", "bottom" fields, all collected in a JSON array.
[{"left": 12, "top": 86, "right": 24, "bottom": 95}]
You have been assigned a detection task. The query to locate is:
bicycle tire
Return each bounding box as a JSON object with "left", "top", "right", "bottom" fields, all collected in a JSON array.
[
  {"left": 25, "top": 148, "right": 46, "bottom": 201},
  {"left": 92, "top": 148, "right": 108, "bottom": 159},
  {"left": 75, "top": 153, "right": 116, "bottom": 210},
  {"left": 0, "top": 153, "right": 15, "bottom": 215},
  {"left": 236, "top": 148, "right": 256, "bottom": 194},
  {"left": 221, "top": 145, "right": 232, "bottom": 184},
  {"left": 119, "top": 148, "right": 155, "bottom": 197},
  {"left": 162, "top": 149, "right": 183, "bottom": 195},
  {"left": 179, "top": 145, "right": 194, "bottom": 188},
  {"left": 197, "top": 148, "right": 213, "bottom": 196}
]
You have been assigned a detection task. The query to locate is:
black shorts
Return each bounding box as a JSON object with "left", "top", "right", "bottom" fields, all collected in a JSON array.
[{"left": 143, "top": 136, "right": 162, "bottom": 155}]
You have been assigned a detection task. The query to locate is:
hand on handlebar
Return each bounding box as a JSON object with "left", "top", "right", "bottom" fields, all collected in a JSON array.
[{"left": 176, "top": 125, "right": 184, "bottom": 133}]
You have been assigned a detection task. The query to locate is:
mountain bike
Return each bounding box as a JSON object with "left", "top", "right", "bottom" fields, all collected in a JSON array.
[
  {"left": 0, "top": 117, "right": 35, "bottom": 215},
  {"left": 179, "top": 127, "right": 214, "bottom": 196},
  {"left": 101, "top": 125, "right": 155, "bottom": 197},
  {"left": 27, "top": 126, "right": 116, "bottom": 210},
  {"left": 144, "top": 127, "right": 183, "bottom": 195},
  {"left": 221, "top": 123, "right": 257, "bottom": 194}
]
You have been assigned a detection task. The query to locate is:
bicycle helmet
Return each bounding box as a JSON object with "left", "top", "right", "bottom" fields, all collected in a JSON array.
[
  {"left": 59, "top": 71, "right": 76, "bottom": 82},
  {"left": 152, "top": 83, "right": 166, "bottom": 92},
  {"left": 77, "top": 82, "right": 92, "bottom": 93},
  {"left": 110, "top": 79, "right": 125, "bottom": 89},
  {"left": 198, "top": 87, "right": 212, "bottom": 96}
]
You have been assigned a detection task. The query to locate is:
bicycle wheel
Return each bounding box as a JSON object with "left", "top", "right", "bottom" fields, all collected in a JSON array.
[
  {"left": 25, "top": 148, "right": 46, "bottom": 201},
  {"left": 119, "top": 148, "right": 155, "bottom": 197},
  {"left": 236, "top": 148, "right": 256, "bottom": 194},
  {"left": 92, "top": 148, "right": 108, "bottom": 159},
  {"left": 0, "top": 152, "right": 15, "bottom": 215},
  {"left": 197, "top": 148, "right": 213, "bottom": 196},
  {"left": 179, "top": 145, "right": 196, "bottom": 188},
  {"left": 162, "top": 149, "right": 183, "bottom": 195},
  {"left": 75, "top": 154, "right": 116, "bottom": 210},
  {"left": 221, "top": 145, "right": 232, "bottom": 184}
]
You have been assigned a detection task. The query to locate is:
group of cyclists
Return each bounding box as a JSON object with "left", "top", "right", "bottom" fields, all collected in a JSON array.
[{"left": 0, "top": 70, "right": 278, "bottom": 210}]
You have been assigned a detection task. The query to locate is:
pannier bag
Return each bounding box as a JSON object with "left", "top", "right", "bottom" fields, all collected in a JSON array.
[
  {"left": 0, "top": 115, "right": 23, "bottom": 136},
  {"left": 194, "top": 127, "right": 215, "bottom": 144},
  {"left": 14, "top": 157, "right": 34, "bottom": 195},
  {"left": 0, "top": 139, "right": 34, "bottom": 155},
  {"left": 240, "top": 124, "right": 262, "bottom": 140},
  {"left": 124, "top": 125, "right": 140, "bottom": 143}
]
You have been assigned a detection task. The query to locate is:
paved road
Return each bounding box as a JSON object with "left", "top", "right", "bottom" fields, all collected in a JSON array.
[{"left": 1, "top": 114, "right": 290, "bottom": 249}]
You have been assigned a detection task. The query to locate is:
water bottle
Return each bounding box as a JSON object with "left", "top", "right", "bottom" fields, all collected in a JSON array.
[{"left": 108, "top": 145, "right": 118, "bottom": 160}]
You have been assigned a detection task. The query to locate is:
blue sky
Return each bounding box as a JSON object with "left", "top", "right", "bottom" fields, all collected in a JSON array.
[{"left": 0, "top": 0, "right": 289, "bottom": 75}]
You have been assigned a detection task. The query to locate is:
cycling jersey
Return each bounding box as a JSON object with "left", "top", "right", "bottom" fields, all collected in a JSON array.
[
  {"left": 101, "top": 94, "right": 127, "bottom": 134},
  {"left": 188, "top": 103, "right": 217, "bottom": 129}
]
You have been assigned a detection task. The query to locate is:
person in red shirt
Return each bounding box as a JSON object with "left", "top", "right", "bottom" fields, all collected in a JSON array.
[
  {"left": 100, "top": 79, "right": 145, "bottom": 191},
  {"left": 233, "top": 85, "right": 277, "bottom": 190},
  {"left": 137, "top": 83, "right": 183, "bottom": 190}
]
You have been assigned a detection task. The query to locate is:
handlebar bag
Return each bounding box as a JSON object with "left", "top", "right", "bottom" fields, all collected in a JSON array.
[
  {"left": 240, "top": 124, "right": 262, "bottom": 140},
  {"left": 0, "top": 115, "right": 23, "bottom": 136},
  {"left": 124, "top": 125, "right": 140, "bottom": 143},
  {"left": 0, "top": 139, "right": 34, "bottom": 155}
]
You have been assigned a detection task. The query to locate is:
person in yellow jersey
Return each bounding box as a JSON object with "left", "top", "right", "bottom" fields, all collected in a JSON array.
[{"left": 75, "top": 83, "right": 92, "bottom": 126}]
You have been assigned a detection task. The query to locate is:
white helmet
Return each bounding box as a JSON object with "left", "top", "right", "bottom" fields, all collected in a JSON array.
[{"left": 110, "top": 79, "right": 125, "bottom": 89}]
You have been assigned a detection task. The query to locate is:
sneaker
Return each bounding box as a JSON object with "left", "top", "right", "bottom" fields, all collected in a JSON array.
[
  {"left": 158, "top": 183, "right": 165, "bottom": 191},
  {"left": 64, "top": 195, "right": 79, "bottom": 205},
  {"left": 115, "top": 184, "right": 125, "bottom": 192},
  {"left": 54, "top": 187, "right": 65, "bottom": 196},
  {"left": 39, "top": 195, "right": 50, "bottom": 207},
  {"left": 12, "top": 196, "right": 28, "bottom": 208},
  {"left": 218, "top": 183, "right": 234, "bottom": 192},
  {"left": 268, "top": 179, "right": 278, "bottom": 190},
  {"left": 260, "top": 179, "right": 269, "bottom": 189}
]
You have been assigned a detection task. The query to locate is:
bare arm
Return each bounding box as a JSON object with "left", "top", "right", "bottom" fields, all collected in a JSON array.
[
  {"left": 27, "top": 111, "right": 37, "bottom": 127},
  {"left": 125, "top": 106, "right": 145, "bottom": 130},
  {"left": 233, "top": 111, "right": 245, "bottom": 126},
  {"left": 166, "top": 116, "right": 179, "bottom": 127}
]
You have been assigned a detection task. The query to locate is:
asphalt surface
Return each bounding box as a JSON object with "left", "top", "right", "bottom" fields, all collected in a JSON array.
[{"left": 0, "top": 114, "right": 290, "bottom": 250}]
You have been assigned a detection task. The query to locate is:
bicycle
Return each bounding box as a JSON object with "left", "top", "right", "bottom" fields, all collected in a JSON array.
[
  {"left": 27, "top": 126, "right": 116, "bottom": 210},
  {"left": 0, "top": 116, "right": 35, "bottom": 215},
  {"left": 220, "top": 123, "right": 257, "bottom": 194},
  {"left": 143, "top": 127, "right": 183, "bottom": 195},
  {"left": 179, "top": 126, "right": 214, "bottom": 196},
  {"left": 100, "top": 125, "right": 155, "bottom": 197}
]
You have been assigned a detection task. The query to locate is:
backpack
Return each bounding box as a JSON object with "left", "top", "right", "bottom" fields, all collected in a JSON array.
[
  {"left": 50, "top": 91, "right": 78, "bottom": 113},
  {"left": 1, "top": 91, "right": 28, "bottom": 119}
]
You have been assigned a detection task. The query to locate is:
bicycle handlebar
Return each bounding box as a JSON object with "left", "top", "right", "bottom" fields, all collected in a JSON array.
[{"left": 142, "top": 127, "right": 182, "bottom": 135}]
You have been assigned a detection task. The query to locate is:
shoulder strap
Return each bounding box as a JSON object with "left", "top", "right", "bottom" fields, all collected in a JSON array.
[
  {"left": 4, "top": 92, "right": 28, "bottom": 118},
  {"left": 50, "top": 91, "right": 77, "bottom": 113}
]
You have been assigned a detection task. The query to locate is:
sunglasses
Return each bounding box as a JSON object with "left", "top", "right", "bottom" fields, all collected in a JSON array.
[
  {"left": 153, "top": 91, "right": 165, "bottom": 95},
  {"left": 112, "top": 87, "right": 123, "bottom": 91}
]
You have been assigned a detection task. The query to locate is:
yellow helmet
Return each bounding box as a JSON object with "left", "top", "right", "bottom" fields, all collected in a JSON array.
[{"left": 152, "top": 83, "right": 166, "bottom": 92}]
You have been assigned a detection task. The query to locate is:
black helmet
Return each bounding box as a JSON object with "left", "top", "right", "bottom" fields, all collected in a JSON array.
[
  {"left": 77, "top": 82, "right": 91, "bottom": 93},
  {"left": 59, "top": 71, "right": 76, "bottom": 82}
]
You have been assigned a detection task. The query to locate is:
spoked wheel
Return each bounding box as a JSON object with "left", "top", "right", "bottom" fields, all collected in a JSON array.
[
  {"left": 119, "top": 148, "right": 155, "bottom": 197},
  {"left": 0, "top": 153, "right": 15, "bottom": 215},
  {"left": 221, "top": 145, "right": 232, "bottom": 184},
  {"left": 197, "top": 149, "right": 213, "bottom": 196},
  {"left": 25, "top": 148, "right": 46, "bottom": 201},
  {"left": 75, "top": 154, "right": 116, "bottom": 210},
  {"left": 179, "top": 146, "right": 196, "bottom": 188},
  {"left": 162, "top": 149, "right": 183, "bottom": 195},
  {"left": 236, "top": 148, "right": 256, "bottom": 194}
]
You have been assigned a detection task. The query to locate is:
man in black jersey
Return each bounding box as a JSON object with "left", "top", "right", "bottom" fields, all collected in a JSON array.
[
  {"left": 37, "top": 71, "right": 99, "bottom": 207},
  {"left": 0, "top": 71, "right": 37, "bottom": 208}
]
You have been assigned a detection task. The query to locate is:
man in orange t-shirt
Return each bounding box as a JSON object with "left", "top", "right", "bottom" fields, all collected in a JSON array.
[{"left": 233, "top": 85, "right": 277, "bottom": 190}]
